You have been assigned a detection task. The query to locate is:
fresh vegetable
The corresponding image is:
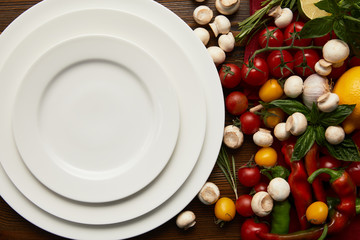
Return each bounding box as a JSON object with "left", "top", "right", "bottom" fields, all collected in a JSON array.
[
  {"left": 193, "top": 27, "right": 210, "bottom": 46},
  {"left": 198, "top": 182, "right": 220, "bottom": 205},
  {"left": 317, "top": 92, "right": 339, "bottom": 113},
  {"left": 258, "top": 79, "right": 284, "bottom": 103},
  {"left": 218, "top": 32, "right": 236, "bottom": 52},
  {"left": 346, "top": 162, "right": 360, "bottom": 186},
  {"left": 267, "top": 50, "right": 294, "bottom": 78},
  {"left": 193, "top": 5, "right": 213, "bottom": 25},
  {"left": 241, "top": 57, "right": 269, "bottom": 86},
  {"left": 304, "top": 143, "right": 326, "bottom": 203},
  {"left": 283, "top": 75, "right": 304, "bottom": 98},
  {"left": 217, "top": 146, "right": 238, "bottom": 199},
  {"left": 293, "top": 49, "right": 319, "bottom": 77},
  {"left": 285, "top": 112, "right": 308, "bottom": 136},
  {"left": 215, "top": 0, "right": 241, "bottom": 15},
  {"left": 214, "top": 197, "right": 236, "bottom": 222},
  {"left": 284, "top": 21, "right": 312, "bottom": 47},
  {"left": 302, "top": 73, "right": 330, "bottom": 109},
  {"left": 240, "top": 111, "right": 261, "bottom": 135},
  {"left": 306, "top": 201, "right": 329, "bottom": 224},
  {"left": 253, "top": 128, "right": 274, "bottom": 147},
  {"left": 219, "top": 63, "right": 241, "bottom": 89},
  {"left": 251, "top": 191, "right": 274, "bottom": 217},
  {"left": 333, "top": 66, "right": 360, "bottom": 134},
  {"left": 210, "top": 15, "right": 231, "bottom": 37},
  {"left": 267, "top": 177, "right": 291, "bottom": 201},
  {"left": 238, "top": 164, "right": 261, "bottom": 187},
  {"left": 270, "top": 200, "right": 291, "bottom": 234},
  {"left": 241, "top": 218, "right": 270, "bottom": 240},
  {"left": 207, "top": 46, "right": 226, "bottom": 65},
  {"left": 258, "top": 26, "right": 284, "bottom": 48},
  {"left": 223, "top": 125, "right": 244, "bottom": 149},
  {"left": 268, "top": 6, "right": 293, "bottom": 29},
  {"left": 225, "top": 91, "right": 248, "bottom": 115},
  {"left": 297, "top": 0, "right": 331, "bottom": 20},
  {"left": 254, "top": 147, "right": 278, "bottom": 167},
  {"left": 282, "top": 141, "right": 313, "bottom": 230},
  {"left": 236, "top": 194, "right": 254, "bottom": 217},
  {"left": 318, "top": 155, "right": 342, "bottom": 182},
  {"left": 274, "top": 122, "right": 291, "bottom": 141},
  {"left": 263, "top": 108, "right": 285, "bottom": 128},
  {"left": 325, "top": 125, "right": 345, "bottom": 145},
  {"left": 254, "top": 181, "right": 269, "bottom": 193},
  {"left": 176, "top": 211, "right": 196, "bottom": 230}
]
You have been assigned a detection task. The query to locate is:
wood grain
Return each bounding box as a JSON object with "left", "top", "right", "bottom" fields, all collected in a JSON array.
[{"left": 0, "top": 0, "right": 254, "bottom": 239}]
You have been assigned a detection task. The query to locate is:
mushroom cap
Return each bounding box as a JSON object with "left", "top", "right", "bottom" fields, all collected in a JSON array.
[
  {"left": 218, "top": 32, "right": 235, "bottom": 52},
  {"left": 267, "top": 177, "right": 290, "bottom": 201},
  {"left": 274, "top": 8, "right": 293, "bottom": 28},
  {"left": 323, "top": 39, "right": 350, "bottom": 64},
  {"left": 325, "top": 126, "right": 345, "bottom": 145},
  {"left": 207, "top": 46, "right": 226, "bottom": 65},
  {"left": 274, "top": 122, "right": 291, "bottom": 141},
  {"left": 284, "top": 75, "right": 303, "bottom": 98},
  {"left": 198, "top": 182, "right": 220, "bottom": 205},
  {"left": 176, "top": 211, "right": 196, "bottom": 229},
  {"left": 215, "top": 0, "right": 240, "bottom": 15},
  {"left": 193, "top": 5, "right": 214, "bottom": 25},
  {"left": 210, "top": 15, "right": 231, "bottom": 37},
  {"left": 193, "top": 27, "right": 210, "bottom": 45}
]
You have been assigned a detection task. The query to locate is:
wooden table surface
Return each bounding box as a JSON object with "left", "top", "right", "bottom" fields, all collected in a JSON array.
[{"left": 0, "top": 0, "right": 256, "bottom": 239}]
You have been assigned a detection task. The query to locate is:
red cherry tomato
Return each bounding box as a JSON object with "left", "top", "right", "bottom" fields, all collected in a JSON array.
[
  {"left": 219, "top": 63, "right": 242, "bottom": 88},
  {"left": 346, "top": 162, "right": 360, "bottom": 186},
  {"left": 318, "top": 156, "right": 342, "bottom": 181},
  {"left": 241, "top": 57, "right": 269, "bottom": 86},
  {"left": 349, "top": 56, "right": 360, "bottom": 68},
  {"left": 240, "top": 111, "right": 261, "bottom": 135},
  {"left": 258, "top": 26, "right": 284, "bottom": 48},
  {"left": 267, "top": 50, "right": 294, "bottom": 78},
  {"left": 328, "top": 62, "right": 348, "bottom": 80},
  {"left": 241, "top": 218, "right": 270, "bottom": 240},
  {"left": 284, "top": 22, "right": 312, "bottom": 47},
  {"left": 294, "top": 49, "right": 320, "bottom": 77},
  {"left": 253, "top": 181, "right": 269, "bottom": 193},
  {"left": 225, "top": 91, "right": 248, "bottom": 116},
  {"left": 313, "top": 31, "right": 337, "bottom": 46},
  {"left": 238, "top": 166, "right": 261, "bottom": 187},
  {"left": 236, "top": 194, "right": 254, "bottom": 217}
]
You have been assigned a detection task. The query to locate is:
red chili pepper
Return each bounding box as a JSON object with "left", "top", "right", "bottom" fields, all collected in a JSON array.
[
  {"left": 304, "top": 143, "right": 327, "bottom": 203},
  {"left": 258, "top": 168, "right": 357, "bottom": 240},
  {"left": 282, "top": 142, "right": 313, "bottom": 230}
]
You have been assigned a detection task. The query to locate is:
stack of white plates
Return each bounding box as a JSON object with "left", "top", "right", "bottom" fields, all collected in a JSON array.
[{"left": 0, "top": 0, "right": 224, "bottom": 239}]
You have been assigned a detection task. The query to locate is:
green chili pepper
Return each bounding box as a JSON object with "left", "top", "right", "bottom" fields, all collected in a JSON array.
[{"left": 271, "top": 199, "right": 291, "bottom": 234}]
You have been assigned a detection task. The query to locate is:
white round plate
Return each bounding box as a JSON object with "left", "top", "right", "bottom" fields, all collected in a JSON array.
[
  {"left": 0, "top": 0, "right": 224, "bottom": 239},
  {"left": 12, "top": 35, "right": 179, "bottom": 203},
  {"left": 1, "top": 9, "right": 207, "bottom": 224}
]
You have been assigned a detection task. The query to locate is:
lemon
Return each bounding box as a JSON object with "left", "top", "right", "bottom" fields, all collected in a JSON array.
[
  {"left": 298, "top": 0, "right": 331, "bottom": 20},
  {"left": 333, "top": 66, "right": 360, "bottom": 134}
]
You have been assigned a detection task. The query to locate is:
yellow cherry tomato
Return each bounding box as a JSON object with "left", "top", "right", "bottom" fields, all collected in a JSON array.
[
  {"left": 264, "top": 108, "right": 285, "bottom": 128},
  {"left": 214, "top": 197, "right": 236, "bottom": 222},
  {"left": 254, "top": 147, "right": 277, "bottom": 167},
  {"left": 259, "top": 79, "right": 284, "bottom": 102},
  {"left": 306, "top": 201, "right": 328, "bottom": 224}
]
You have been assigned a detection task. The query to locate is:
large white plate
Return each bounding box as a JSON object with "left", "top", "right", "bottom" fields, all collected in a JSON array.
[
  {"left": 1, "top": 8, "right": 207, "bottom": 225},
  {"left": 12, "top": 34, "right": 180, "bottom": 203},
  {"left": 0, "top": 0, "right": 224, "bottom": 239}
]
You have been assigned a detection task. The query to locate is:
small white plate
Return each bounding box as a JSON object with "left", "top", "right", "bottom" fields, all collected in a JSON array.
[
  {"left": 0, "top": 8, "right": 207, "bottom": 225},
  {"left": 12, "top": 35, "right": 180, "bottom": 203}
]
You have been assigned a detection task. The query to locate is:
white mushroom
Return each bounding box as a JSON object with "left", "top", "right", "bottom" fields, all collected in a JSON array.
[
  {"left": 251, "top": 191, "right": 274, "bottom": 217},
  {"left": 274, "top": 122, "right": 291, "bottom": 141},
  {"left": 193, "top": 5, "right": 213, "bottom": 25},
  {"left": 323, "top": 39, "right": 350, "bottom": 66},
  {"left": 209, "top": 15, "right": 231, "bottom": 37},
  {"left": 193, "top": 27, "right": 211, "bottom": 45},
  {"left": 267, "top": 177, "right": 291, "bottom": 201},
  {"left": 285, "top": 112, "right": 308, "bottom": 136},
  {"left": 218, "top": 32, "right": 235, "bottom": 52},
  {"left": 176, "top": 211, "right": 196, "bottom": 230},
  {"left": 195, "top": 0, "right": 206, "bottom": 2},
  {"left": 325, "top": 126, "right": 345, "bottom": 145},
  {"left": 284, "top": 75, "right": 304, "bottom": 98},
  {"left": 253, "top": 128, "right": 273, "bottom": 147},
  {"left": 198, "top": 182, "right": 220, "bottom": 205},
  {"left": 207, "top": 46, "right": 226, "bottom": 65},
  {"left": 223, "top": 125, "right": 244, "bottom": 149},
  {"left": 268, "top": 6, "right": 293, "bottom": 29},
  {"left": 317, "top": 92, "right": 339, "bottom": 112},
  {"left": 215, "top": 0, "right": 241, "bottom": 15},
  {"left": 315, "top": 59, "right": 332, "bottom": 76}
]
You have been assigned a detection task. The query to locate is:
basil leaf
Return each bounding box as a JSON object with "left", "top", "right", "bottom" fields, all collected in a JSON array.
[
  {"left": 315, "top": 0, "right": 335, "bottom": 13},
  {"left": 291, "top": 126, "right": 316, "bottom": 161},
  {"left": 325, "top": 137, "right": 360, "bottom": 162},
  {"left": 319, "top": 104, "right": 355, "bottom": 126},
  {"left": 309, "top": 102, "right": 320, "bottom": 124},
  {"left": 300, "top": 16, "right": 334, "bottom": 39},
  {"left": 261, "top": 166, "right": 290, "bottom": 180},
  {"left": 333, "top": 18, "right": 349, "bottom": 42},
  {"left": 314, "top": 125, "right": 326, "bottom": 146},
  {"left": 268, "top": 100, "right": 311, "bottom": 119}
]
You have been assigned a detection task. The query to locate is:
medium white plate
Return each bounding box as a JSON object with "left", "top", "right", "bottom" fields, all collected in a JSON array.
[
  {"left": 0, "top": 0, "right": 224, "bottom": 239},
  {"left": 1, "top": 8, "right": 207, "bottom": 224},
  {"left": 12, "top": 35, "right": 179, "bottom": 203}
]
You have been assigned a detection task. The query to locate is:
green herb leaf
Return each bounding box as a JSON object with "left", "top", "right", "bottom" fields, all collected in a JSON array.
[
  {"left": 267, "top": 100, "right": 311, "bottom": 119},
  {"left": 300, "top": 16, "right": 334, "bottom": 39},
  {"left": 314, "top": 125, "right": 326, "bottom": 146},
  {"left": 217, "top": 146, "right": 238, "bottom": 199},
  {"left": 315, "top": 0, "right": 334, "bottom": 13},
  {"left": 319, "top": 104, "right": 355, "bottom": 126},
  {"left": 292, "top": 126, "right": 316, "bottom": 161},
  {"left": 261, "top": 166, "right": 290, "bottom": 180},
  {"left": 325, "top": 137, "right": 360, "bottom": 162},
  {"left": 309, "top": 102, "right": 320, "bottom": 124}
]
